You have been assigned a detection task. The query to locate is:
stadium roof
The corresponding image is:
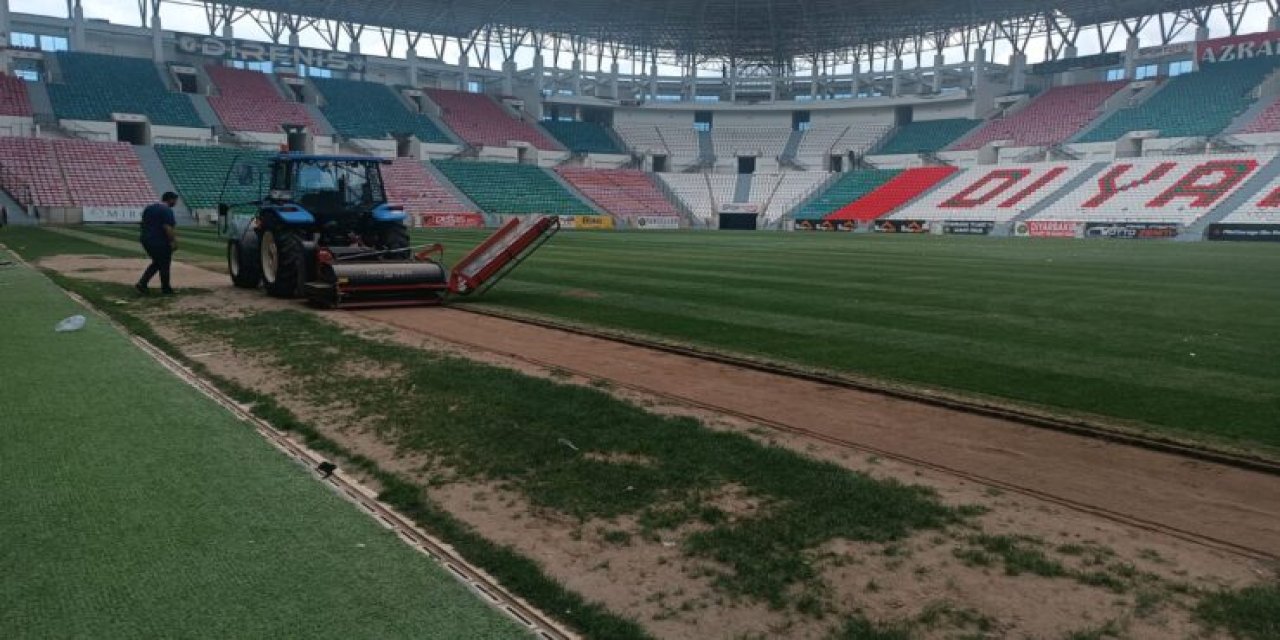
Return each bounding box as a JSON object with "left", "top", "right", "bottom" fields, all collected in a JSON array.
[{"left": 226, "top": 0, "right": 1217, "bottom": 61}]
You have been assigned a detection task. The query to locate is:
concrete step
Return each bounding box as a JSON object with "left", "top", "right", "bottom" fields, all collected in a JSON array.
[
  {"left": 733, "top": 173, "right": 753, "bottom": 203},
  {"left": 1006, "top": 162, "right": 1110, "bottom": 228},
  {"left": 134, "top": 145, "right": 195, "bottom": 222}
]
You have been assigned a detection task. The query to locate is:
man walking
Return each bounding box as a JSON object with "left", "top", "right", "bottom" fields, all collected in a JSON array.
[{"left": 136, "top": 192, "right": 179, "bottom": 295}]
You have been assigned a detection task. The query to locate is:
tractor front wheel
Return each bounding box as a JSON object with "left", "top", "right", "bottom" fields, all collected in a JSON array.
[
  {"left": 260, "top": 229, "right": 304, "bottom": 298},
  {"left": 378, "top": 224, "right": 411, "bottom": 260},
  {"left": 227, "top": 240, "right": 261, "bottom": 289}
]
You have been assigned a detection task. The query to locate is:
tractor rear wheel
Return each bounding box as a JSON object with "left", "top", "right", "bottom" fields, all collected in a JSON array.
[
  {"left": 378, "top": 224, "right": 411, "bottom": 260},
  {"left": 260, "top": 229, "right": 304, "bottom": 298},
  {"left": 227, "top": 240, "right": 261, "bottom": 289}
]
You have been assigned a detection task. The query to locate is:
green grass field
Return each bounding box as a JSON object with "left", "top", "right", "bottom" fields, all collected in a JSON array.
[
  {"left": 21, "top": 225, "right": 1280, "bottom": 452},
  {"left": 0, "top": 249, "right": 524, "bottom": 639},
  {"left": 417, "top": 230, "right": 1280, "bottom": 452}
]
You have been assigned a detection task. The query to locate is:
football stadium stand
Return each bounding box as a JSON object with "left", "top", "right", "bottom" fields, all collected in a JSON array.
[
  {"left": 432, "top": 160, "right": 593, "bottom": 215},
  {"left": 426, "top": 89, "right": 559, "bottom": 150},
  {"left": 1221, "top": 172, "right": 1280, "bottom": 223},
  {"left": 792, "top": 169, "right": 902, "bottom": 220},
  {"left": 312, "top": 77, "right": 450, "bottom": 143},
  {"left": 48, "top": 52, "right": 202, "bottom": 127},
  {"left": 951, "top": 81, "right": 1127, "bottom": 150},
  {"left": 712, "top": 127, "right": 792, "bottom": 159},
  {"left": 1078, "top": 59, "right": 1280, "bottom": 142},
  {"left": 1031, "top": 155, "right": 1269, "bottom": 224},
  {"left": 542, "top": 121, "right": 625, "bottom": 154},
  {"left": 556, "top": 167, "right": 679, "bottom": 219},
  {"left": 155, "top": 144, "right": 273, "bottom": 209},
  {"left": 205, "top": 65, "right": 319, "bottom": 134},
  {"left": 0, "top": 74, "right": 33, "bottom": 116},
  {"left": 0, "top": 136, "right": 72, "bottom": 206},
  {"left": 54, "top": 139, "right": 154, "bottom": 207},
  {"left": 891, "top": 163, "right": 1095, "bottom": 222},
  {"left": 761, "top": 172, "right": 831, "bottom": 221},
  {"left": 0, "top": 137, "right": 153, "bottom": 207},
  {"left": 382, "top": 158, "right": 476, "bottom": 220},
  {"left": 793, "top": 124, "right": 892, "bottom": 168},
  {"left": 827, "top": 166, "right": 958, "bottom": 221},
  {"left": 657, "top": 174, "right": 716, "bottom": 220},
  {"left": 876, "top": 118, "right": 981, "bottom": 155}
]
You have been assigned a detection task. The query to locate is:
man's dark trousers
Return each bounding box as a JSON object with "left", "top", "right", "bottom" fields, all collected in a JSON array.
[{"left": 140, "top": 241, "right": 173, "bottom": 292}]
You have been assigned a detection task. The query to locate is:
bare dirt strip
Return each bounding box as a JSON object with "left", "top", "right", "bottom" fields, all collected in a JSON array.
[
  {"left": 40, "top": 255, "right": 1280, "bottom": 639},
  {"left": 354, "top": 306, "right": 1280, "bottom": 560}
]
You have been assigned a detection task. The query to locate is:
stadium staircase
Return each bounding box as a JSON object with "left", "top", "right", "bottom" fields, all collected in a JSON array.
[
  {"left": 432, "top": 160, "right": 595, "bottom": 216},
  {"left": 48, "top": 52, "right": 203, "bottom": 127},
  {"left": 313, "top": 77, "right": 450, "bottom": 143},
  {"left": 828, "top": 166, "right": 959, "bottom": 221},
  {"left": 792, "top": 169, "right": 901, "bottom": 221},
  {"left": 734, "top": 174, "right": 753, "bottom": 202},
  {"left": 0, "top": 184, "right": 33, "bottom": 224},
  {"left": 1079, "top": 58, "right": 1280, "bottom": 142},
  {"left": 26, "top": 81, "right": 55, "bottom": 125},
  {"left": 133, "top": 145, "right": 193, "bottom": 220},
  {"left": 541, "top": 121, "right": 625, "bottom": 154},
  {"left": 1232, "top": 66, "right": 1280, "bottom": 133},
  {"left": 876, "top": 118, "right": 982, "bottom": 155},
  {"left": 1182, "top": 155, "right": 1280, "bottom": 239},
  {"left": 778, "top": 130, "right": 804, "bottom": 169},
  {"left": 696, "top": 130, "right": 716, "bottom": 168}
]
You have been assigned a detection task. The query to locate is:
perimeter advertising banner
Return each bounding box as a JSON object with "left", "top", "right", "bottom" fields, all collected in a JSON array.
[
  {"left": 1197, "top": 30, "right": 1280, "bottom": 64},
  {"left": 1014, "top": 220, "right": 1083, "bottom": 238},
  {"left": 941, "top": 221, "right": 996, "bottom": 236},
  {"left": 83, "top": 206, "right": 143, "bottom": 223},
  {"left": 634, "top": 216, "right": 681, "bottom": 230},
  {"left": 559, "top": 215, "right": 615, "bottom": 230},
  {"left": 1206, "top": 223, "right": 1280, "bottom": 242},
  {"left": 416, "top": 213, "right": 486, "bottom": 228},
  {"left": 793, "top": 220, "right": 858, "bottom": 232},
  {"left": 1084, "top": 222, "right": 1181, "bottom": 239},
  {"left": 874, "top": 220, "right": 931, "bottom": 234}
]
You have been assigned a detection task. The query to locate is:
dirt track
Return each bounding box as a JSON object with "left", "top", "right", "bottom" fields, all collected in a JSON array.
[{"left": 357, "top": 306, "right": 1280, "bottom": 559}]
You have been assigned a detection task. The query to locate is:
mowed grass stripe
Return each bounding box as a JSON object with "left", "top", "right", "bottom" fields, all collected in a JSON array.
[
  {"left": 0, "top": 252, "right": 526, "bottom": 639},
  {"left": 412, "top": 230, "right": 1279, "bottom": 450}
]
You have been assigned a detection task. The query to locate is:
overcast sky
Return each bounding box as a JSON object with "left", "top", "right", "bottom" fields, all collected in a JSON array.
[{"left": 12, "top": 0, "right": 1276, "bottom": 76}]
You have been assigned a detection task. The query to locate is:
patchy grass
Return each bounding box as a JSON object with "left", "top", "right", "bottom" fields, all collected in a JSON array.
[
  {"left": 1194, "top": 582, "right": 1280, "bottom": 640},
  {"left": 177, "top": 308, "right": 964, "bottom": 610},
  {"left": 415, "top": 229, "right": 1280, "bottom": 453}
]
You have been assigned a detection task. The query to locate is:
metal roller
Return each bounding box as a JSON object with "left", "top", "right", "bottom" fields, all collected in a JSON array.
[{"left": 324, "top": 262, "right": 447, "bottom": 287}]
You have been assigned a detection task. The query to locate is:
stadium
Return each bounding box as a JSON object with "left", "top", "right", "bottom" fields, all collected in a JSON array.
[{"left": 2, "top": 0, "right": 1279, "bottom": 637}]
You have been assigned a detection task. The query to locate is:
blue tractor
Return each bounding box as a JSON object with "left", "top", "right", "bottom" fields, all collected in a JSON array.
[
  {"left": 220, "top": 153, "right": 429, "bottom": 299},
  {"left": 218, "top": 153, "right": 560, "bottom": 308}
]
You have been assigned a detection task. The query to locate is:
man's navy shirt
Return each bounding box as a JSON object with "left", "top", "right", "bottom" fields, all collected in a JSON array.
[{"left": 139, "top": 203, "right": 175, "bottom": 246}]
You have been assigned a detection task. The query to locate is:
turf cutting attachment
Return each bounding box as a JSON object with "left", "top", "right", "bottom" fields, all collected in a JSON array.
[{"left": 304, "top": 215, "right": 560, "bottom": 308}]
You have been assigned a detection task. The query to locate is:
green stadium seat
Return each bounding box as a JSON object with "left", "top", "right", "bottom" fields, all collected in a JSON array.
[
  {"left": 433, "top": 161, "right": 595, "bottom": 216},
  {"left": 155, "top": 144, "right": 274, "bottom": 209},
  {"left": 876, "top": 119, "right": 981, "bottom": 155},
  {"left": 48, "top": 52, "right": 202, "bottom": 127},
  {"left": 542, "top": 121, "right": 625, "bottom": 154},
  {"left": 793, "top": 170, "right": 901, "bottom": 221},
  {"left": 1079, "top": 58, "right": 1280, "bottom": 142},
  {"left": 311, "top": 78, "right": 450, "bottom": 143}
]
